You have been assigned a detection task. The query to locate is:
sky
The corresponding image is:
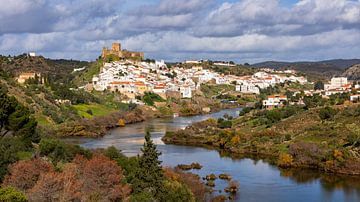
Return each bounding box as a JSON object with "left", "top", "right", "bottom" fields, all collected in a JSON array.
[{"left": 0, "top": 0, "right": 359, "bottom": 63}]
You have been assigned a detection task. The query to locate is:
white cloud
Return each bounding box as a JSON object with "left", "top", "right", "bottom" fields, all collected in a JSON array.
[{"left": 0, "top": 0, "right": 359, "bottom": 63}]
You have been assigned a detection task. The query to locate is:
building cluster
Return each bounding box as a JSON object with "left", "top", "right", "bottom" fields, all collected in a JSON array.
[
  {"left": 92, "top": 60, "right": 196, "bottom": 100},
  {"left": 235, "top": 71, "right": 307, "bottom": 95},
  {"left": 263, "top": 77, "right": 360, "bottom": 110},
  {"left": 302, "top": 77, "right": 357, "bottom": 97},
  {"left": 90, "top": 58, "right": 309, "bottom": 104}
]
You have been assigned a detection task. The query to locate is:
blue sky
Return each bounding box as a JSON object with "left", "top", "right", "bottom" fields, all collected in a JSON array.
[{"left": 0, "top": 0, "right": 359, "bottom": 63}]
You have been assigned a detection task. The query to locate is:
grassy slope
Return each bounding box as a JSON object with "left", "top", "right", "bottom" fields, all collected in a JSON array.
[
  {"left": 73, "top": 104, "right": 117, "bottom": 119},
  {"left": 72, "top": 60, "right": 102, "bottom": 86}
]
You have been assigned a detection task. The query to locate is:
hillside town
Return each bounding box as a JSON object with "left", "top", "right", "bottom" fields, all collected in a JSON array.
[{"left": 13, "top": 44, "right": 360, "bottom": 111}]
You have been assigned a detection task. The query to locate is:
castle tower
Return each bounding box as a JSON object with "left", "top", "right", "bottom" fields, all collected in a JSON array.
[{"left": 112, "top": 43, "right": 121, "bottom": 52}]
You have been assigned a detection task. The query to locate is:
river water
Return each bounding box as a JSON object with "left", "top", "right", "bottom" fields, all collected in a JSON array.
[{"left": 68, "top": 108, "right": 360, "bottom": 202}]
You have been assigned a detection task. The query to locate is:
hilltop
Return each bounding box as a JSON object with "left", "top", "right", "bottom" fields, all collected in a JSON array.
[
  {"left": 0, "top": 54, "right": 89, "bottom": 83},
  {"left": 342, "top": 64, "right": 360, "bottom": 80},
  {"left": 253, "top": 59, "right": 360, "bottom": 79}
]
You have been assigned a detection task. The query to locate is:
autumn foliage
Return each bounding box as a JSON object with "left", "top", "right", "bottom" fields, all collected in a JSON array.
[
  {"left": 277, "top": 153, "right": 294, "bottom": 168},
  {"left": 3, "top": 154, "right": 131, "bottom": 201}
]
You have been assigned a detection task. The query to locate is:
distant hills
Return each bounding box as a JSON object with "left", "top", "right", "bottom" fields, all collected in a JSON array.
[{"left": 253, "top": 59, "right": 360, "bottom": 79}]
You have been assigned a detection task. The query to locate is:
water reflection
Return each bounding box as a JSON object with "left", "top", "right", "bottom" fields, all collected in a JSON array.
[{"left": 65, "top": 108, "right": 360, "bottom": 202}]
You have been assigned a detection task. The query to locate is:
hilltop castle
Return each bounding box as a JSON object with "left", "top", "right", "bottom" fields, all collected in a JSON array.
[{"left": 102, "top": 43, "right": 144, "bottom": 61}]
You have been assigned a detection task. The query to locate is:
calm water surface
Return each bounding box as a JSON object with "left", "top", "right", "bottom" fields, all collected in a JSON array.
[{"left": 67, "top": 108, "right": 360, "bottom": 202}]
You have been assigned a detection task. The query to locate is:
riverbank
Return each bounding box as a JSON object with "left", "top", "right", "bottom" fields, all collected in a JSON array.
[
  {"left": 162, "top": 104, "right": 360, "bottom": 175},
  {"left": 71, "top": 106, "right": 360, "bottom": 202},
  {"left": 52, "top": 100, "right": 240, "bottom": 138}
]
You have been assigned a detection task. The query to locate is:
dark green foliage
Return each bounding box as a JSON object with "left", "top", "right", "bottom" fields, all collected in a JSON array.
[
  {"left": 104, "top": 146, "right": 122, "bottom": 160},
  {"left": 265, "top": 106, "right": 300, "bottom": 124},
  {"left": 86, "top": 109, "right": 93, "bottom": 115},
  {"left": 303, "top": 94, "right": 325, "bottom": 109},
  {"left": 239, "top": 107, "right": 251, "bottom": 116},
  {"left": 132, "top": 131, "right": 165, "bottom": 198},
  {"left": 347, "top": 133, "right": 360, "bottom": 147},
  {"left": 314, "top": 81, "right": 324, "bottom": 90},
  {"left": 39, "top": 139, "right": 91, "bottom": 163},
  {"left": 217, "top": 118, "right": 232, "bottom": 129},
  {"left": 0, "top": 86, "right": 40, "bottom": 181},
  {"left": 0, "top": 86, "right": 39, "bottom": 147},
  {"left": 0, "top": 138, "right": 27, "bottom": 181},
  {"left": 329, "top": 93, "right": 350, "bottom": 105},
  {"left": 0, "top": 187, "right": 28, "bottom": 202},
  {"left": 319, "top": 107, "right": 338, "bottom": 121},
  {"left": 138, "top": 92, "right": 165, "bottom": 106},
  {"left": 51, "top": 84, "right": 99, "bottom": 105},
  {"left": 260, "top": 85, "right": 281, "bottom": 98},
  {"left": 116, "top": 155, "right": 139, "bottom": 184}
]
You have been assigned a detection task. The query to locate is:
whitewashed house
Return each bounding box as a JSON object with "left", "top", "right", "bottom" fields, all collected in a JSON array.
[
  {"left": 180, "top": 86, "right": 192, "bottom": 98},
  {"left": 236, "top": 83, "right": 260, "bottom": 94},
  {"left": 350, "top": 94, "right": 360, "bottom": 102},
  {"left": 325, "top": 77, "right": 349, "bottom": 90},
  {"left": 262, "top": 95, "right": 288, "bottom": 109}
]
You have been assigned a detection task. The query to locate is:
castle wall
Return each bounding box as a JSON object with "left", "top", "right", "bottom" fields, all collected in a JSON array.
[{"left": 102, "top": 43, "right": 144, "bottom": 61}]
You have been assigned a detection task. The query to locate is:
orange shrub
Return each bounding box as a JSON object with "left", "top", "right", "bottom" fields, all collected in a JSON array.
[
  {"left": 118, "top": 119, "right": 126, "bottom": 127},
  {"left": 277, "top": 153, "right": 294, "bottom": 168}
]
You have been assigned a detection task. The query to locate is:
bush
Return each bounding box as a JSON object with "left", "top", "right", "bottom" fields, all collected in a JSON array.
[
  {"left": 86, "top": 109, "right": 93, "bottom": 115},
  {"left": 239, "top": 107, "right": 251, "bottom": 116},
  {"left": 141, "top": 92, "right": 165, "bottom": 106},
  {"left": 277, "top": 153, "right": 293, "bottom": 168},
  {"left": 217, "top": 118, "right": 232, "bottom": 129},
  {"left": 39, "top": 139, "right": 91, "bottom": 163},
  {"left": 319, "top": 107, "right": 337, "bottom": 121},
  {"left": 0, "top": 187, "right": 28, "bottom": 202}
]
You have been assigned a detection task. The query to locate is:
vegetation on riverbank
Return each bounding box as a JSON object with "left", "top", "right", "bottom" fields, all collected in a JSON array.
[
  {"left": 163, "top": 98, "right": 360, "bottom": 175},
  {"left": 1, "top": 112, "right": 210, "bottom": 202}
]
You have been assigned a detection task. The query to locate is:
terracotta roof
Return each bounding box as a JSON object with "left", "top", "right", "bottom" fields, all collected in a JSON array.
[{"left": 109, "top": 81, "right": 130, "bottom": 85}]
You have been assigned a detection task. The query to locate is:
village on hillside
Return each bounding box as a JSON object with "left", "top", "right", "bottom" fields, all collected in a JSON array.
[
  {"left": 14, "top": 43, "right": 360, "bottom": 110},
  {"left": 83, "top": 43, "right": 308, "bottom": 106}
]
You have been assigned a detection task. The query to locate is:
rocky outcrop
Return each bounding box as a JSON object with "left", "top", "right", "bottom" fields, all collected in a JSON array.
[{"left": 342, "top": 64, "right": 360, "bottom": 80}]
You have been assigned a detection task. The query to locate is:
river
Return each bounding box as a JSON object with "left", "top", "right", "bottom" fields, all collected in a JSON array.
[{"left": 68, "top": 108, "right": 360, "bottom": 202}]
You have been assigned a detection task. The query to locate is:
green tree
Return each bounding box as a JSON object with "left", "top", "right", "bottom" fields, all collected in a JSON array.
[{"left": 132, "top": 131, "right": 165, "bottom": 199}]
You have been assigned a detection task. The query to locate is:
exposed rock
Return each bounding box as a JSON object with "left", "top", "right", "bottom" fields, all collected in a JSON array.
[{"left": 342, "top": 64, "right": 360, "bottom": 80}]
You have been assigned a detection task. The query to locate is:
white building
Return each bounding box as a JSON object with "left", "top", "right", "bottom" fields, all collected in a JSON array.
[
  {"left": 180, "top": 86, "right": 192, "bottom": 98},
  {"left": 262, "top": 95, "right": 288, "bottom": 109},
  {"left": 236, "top": 83, "right": 260, "bottom": 94},
  {"left": 350, "top": 94, "right": 360, "bottom": 102},
  {"left": 185, "top": 60, "right": 201, "bottom": 64},
  {"left": 325, "top": 77, "right": 349, "bottom": 90}
]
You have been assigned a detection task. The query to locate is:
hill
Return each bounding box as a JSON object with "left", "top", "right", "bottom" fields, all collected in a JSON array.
[
  {"left": 253, "top": 59, "right": 360, "bottom": 79},
  {"left": 0, "top": 54, "right": 89, "bottom": 83},
  {"left": 342, "top": 64, "right": 360, "bottom": 80}
]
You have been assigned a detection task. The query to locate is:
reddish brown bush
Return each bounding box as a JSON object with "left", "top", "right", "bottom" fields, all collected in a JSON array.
[
  {"left": 81, "top": 154, "right": 130, "bottom": 201},
  {"left": 28, "top": 163, "right": 82, "bottom": 202},
  {"left": 3, "top": 159, "right": 53, "bottom": 191},
  {"left": 3, "top": 155, "right": 131, "bottom": 201}
]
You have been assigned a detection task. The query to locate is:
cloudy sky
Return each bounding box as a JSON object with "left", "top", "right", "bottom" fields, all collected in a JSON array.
[{"left": 0, "top": 0, "right": 359, "bottom": 63}]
